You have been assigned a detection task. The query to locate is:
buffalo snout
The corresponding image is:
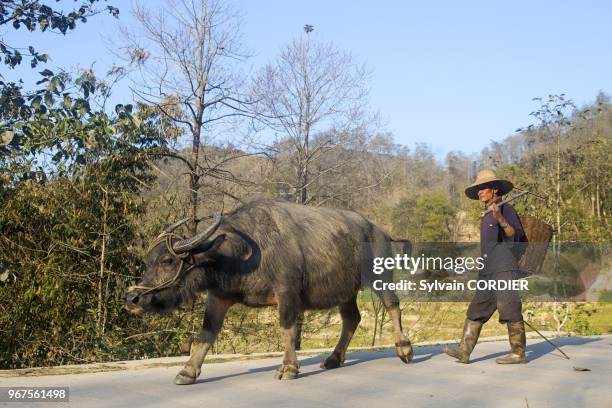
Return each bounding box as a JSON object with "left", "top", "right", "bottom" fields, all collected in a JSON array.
[
  {"left": 125, "top": 289, "right": 146, "bottom": 314},
  {"left": 126, "top": 291, "right": 140, "bottom": 306}
]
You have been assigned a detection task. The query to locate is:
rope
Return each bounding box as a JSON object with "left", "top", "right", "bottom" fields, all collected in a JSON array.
[{"left": 129, "top": 233, "right": 195, "bottom": 296}]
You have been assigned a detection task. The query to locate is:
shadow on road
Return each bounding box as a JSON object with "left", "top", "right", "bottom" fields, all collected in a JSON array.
[
  {"left": 195, "top": 336, "right": 600, "bottom": 384},
  {"left": 471, "top": 336, "right": 601, "bottom": 363},
  {"left": 197, "top": 346, "right": 443, "bottom": 383}
]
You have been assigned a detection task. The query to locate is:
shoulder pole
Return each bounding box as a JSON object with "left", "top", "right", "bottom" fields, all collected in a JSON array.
[{"left": 482, "top": 191, "right": 529, "bottom": 215}]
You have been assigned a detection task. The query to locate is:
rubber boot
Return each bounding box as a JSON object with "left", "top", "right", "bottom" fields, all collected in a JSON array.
[
  {"left": 496, "top": 321, "right": 527, "bottom": 364},
  {"left": 444, "top": 319, "right": 483, "bottom": 364}
]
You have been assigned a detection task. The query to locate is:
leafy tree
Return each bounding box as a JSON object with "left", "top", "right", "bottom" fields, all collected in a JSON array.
[
  {"left": 0, "top": 1, "right": 176, "bottom": 368},
  {"left": 0, "top": 70, "right": 166, "bottom": 368},
  {"left": 488, "top": 94, "right": 611, "bottom": 243},
  {"left": 0, "top": 0, "right": 118, "bottom": 68},
  {"left": 390, "top": 190, "right": 455, "bottom": 242}
]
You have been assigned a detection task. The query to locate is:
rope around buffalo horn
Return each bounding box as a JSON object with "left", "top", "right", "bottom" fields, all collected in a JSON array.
[{"left": 130, "top": 215, "right": 222, "bottom": 296}]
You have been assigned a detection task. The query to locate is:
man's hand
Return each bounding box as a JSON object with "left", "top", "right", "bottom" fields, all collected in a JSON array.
[
  {"left": 487, "top": 202, "right": 504, "bottom": 223},
  {"left": 487, "top": 201, "right": 515, "bottom": 237}
]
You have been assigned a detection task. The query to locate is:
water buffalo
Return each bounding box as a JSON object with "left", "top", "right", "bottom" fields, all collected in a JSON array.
[{"left": 126, "top": 199, "right": 413, "bottom": 384}]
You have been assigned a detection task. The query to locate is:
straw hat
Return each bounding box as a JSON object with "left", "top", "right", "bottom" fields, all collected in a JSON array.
[{"left": 464, "top": 169, "right": 513, "bottom": 200}]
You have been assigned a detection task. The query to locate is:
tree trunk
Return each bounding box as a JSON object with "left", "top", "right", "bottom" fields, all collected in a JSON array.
[
  {"left": 96, "top": 187, "right": 108, "bottom": 336},
  {"left": 294, "top": 124, "right": 310, "bottom": 350},
  {"left": 595, "top": 170, "right": 601, "bottom": 220}
]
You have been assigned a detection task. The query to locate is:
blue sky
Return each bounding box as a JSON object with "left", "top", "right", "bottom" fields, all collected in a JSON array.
[{"left": 3, "top": 0, "right": 612, "bottom": 158}]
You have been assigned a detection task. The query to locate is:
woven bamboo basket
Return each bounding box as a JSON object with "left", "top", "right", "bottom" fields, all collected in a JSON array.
[{"left": 518, "top": 216, "right": 554, "bottom": 275}]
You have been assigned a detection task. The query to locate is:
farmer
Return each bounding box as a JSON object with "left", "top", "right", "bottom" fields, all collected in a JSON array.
[{"left": 444, "top": 169, "right": 528, "bottom": 364}]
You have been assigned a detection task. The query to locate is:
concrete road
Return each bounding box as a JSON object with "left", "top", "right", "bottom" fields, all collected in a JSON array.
[{"left": 1, "top": 335, "right": 610, "bottom": 408}]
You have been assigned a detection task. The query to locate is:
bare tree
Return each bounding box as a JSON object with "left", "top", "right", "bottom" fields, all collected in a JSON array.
[
  {"left": 252, "top": 27, "right": 371, "bottom": 206},
  {"left": 251, "top": 27, "right": 372, "bottom": 349},
  {"left": 118, "top": 0, "right": 258, "bottom": 233}
]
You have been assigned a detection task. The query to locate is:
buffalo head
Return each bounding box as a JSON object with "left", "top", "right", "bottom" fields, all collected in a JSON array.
[{"left": 125, "top": 215, "right": 226, "bottom": 314}]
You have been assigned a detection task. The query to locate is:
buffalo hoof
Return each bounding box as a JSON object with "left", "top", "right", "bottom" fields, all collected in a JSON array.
[
  {"left": 275, "top": 363, "right": 299, "bottom": 380},
  {"left": 320, "top": 351, "right": 343, "bottom": 369},
  {"left": 174, "top": 367, "right": 200, "bottom": 385},
  {"left": 395, "top": 340, "right": 414, "bottom": 364}
]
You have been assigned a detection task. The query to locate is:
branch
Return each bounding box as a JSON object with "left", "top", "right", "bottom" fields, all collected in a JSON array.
[{"left": 146, "top": 149, "right": 194, "bottom": 172}]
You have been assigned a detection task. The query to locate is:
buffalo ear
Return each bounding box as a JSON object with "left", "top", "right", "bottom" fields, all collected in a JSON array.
[
  {"left": 191, "top": 234, "right": 226, "bottom": 264},
  {"left": 239, "top": 239, "right": 253, "bottom": 261}
]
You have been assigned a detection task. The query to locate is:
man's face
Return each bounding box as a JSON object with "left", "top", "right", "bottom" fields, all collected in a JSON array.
[{"left": 477, "top": 187, "right": 497, "bottom": 203}]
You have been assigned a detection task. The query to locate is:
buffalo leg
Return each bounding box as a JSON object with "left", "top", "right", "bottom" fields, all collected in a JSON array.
[
  {"left": 175, "top": 294, "right": 233, "bottom": 385},
  {"left": 275, "top": 296, "right": 301, "bottom": 380},
  {"left": 377, "top": 291, "right": 413, "bottom": 363},
  {"left": 320, "top": 296, "right": 361, "bottom": 369}
]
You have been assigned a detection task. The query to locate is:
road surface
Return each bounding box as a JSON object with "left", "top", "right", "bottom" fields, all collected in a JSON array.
[{"left": 1, "top": 335, "right": 610, "bottom": 407}]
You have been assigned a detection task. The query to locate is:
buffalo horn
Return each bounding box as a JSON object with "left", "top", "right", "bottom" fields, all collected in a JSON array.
[
  {"left": 160, "top": 217, "right": 190, "bottom": 235},
  {"left": 172, "top": 214, "right": 222, "bottom": 252}
]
